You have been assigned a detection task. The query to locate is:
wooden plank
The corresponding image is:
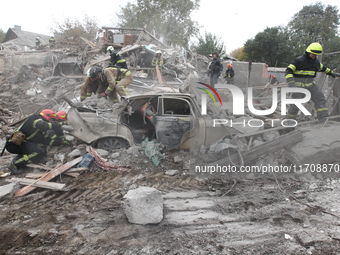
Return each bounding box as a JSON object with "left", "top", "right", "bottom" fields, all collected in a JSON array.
[
  {"left": 156, "top": 65, "right": 163, "bottom": 84},
  {"left": 25, "top": 172, "right": 46, "bottom": 179},
  {"left": 26, "top": 164, "right": 52, "bottom": 171},
  {"left": 15, "top": 157, "right": 82, "bottom": 197},
  {"left": 26, "top": 170, "right": 79, "bottom": 179},
  {"left": 237, "top": 126, "right": 291, "bottom": 138},
  {"left": 7, "top": 178, "right": 66, "bottom": 191},
  {"left": 67, "top": 167, "right": 88, "bottom": 173},
  {"left": 144, "top": 30, "right": 167, "bottom": 47},
  {"left": 26, "top": 163, "right": 85, "bottom": 177},
  {"left": 80, "top": 37, "right": 95, "bottom": 48},
  {"left": 209, "top": 130, "right": 303, "bottom": 167}
]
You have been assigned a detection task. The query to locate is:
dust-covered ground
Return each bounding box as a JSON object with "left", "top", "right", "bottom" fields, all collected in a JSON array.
[{"left": 1, "top": 152, "right": 340, "bottom": 255}]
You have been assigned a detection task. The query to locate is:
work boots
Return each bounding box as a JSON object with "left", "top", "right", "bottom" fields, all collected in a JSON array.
[
  {"left": 7, "top": 156, "right": 25, "bottom": 175},
  {"left": 318, "top": 116, "right": 331, "bottom": 123}
]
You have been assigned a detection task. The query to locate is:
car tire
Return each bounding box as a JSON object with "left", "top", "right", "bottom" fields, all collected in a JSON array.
[{"left": 96, "top": 137, "right": 129, "bottom": 151}]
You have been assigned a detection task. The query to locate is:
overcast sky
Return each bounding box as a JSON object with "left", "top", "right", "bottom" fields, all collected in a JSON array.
[{"left": 1, "top": 0, "right": 340, "bottom": 53}]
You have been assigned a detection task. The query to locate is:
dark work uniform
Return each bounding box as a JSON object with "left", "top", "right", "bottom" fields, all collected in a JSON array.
[
  {"left": 285, "top": 52, "right": 335, "bottom": 120},
  {"left": 225, "top": 68, "right": 235, "bottom": 84},
  {"left": 109, "top": 52, "right": 128, "bottom": 69},
  {"left": 49, "top": 37, "right": 55, "bottom": 47},
  {"left": 270, "top": 76, "right": 279, "bottom": 85},
  {"left": 209, "top": 58, "right": 223, "bottom": 88},
  {"left": 6, "top": 115, "right": 63, "bottom": 169}
]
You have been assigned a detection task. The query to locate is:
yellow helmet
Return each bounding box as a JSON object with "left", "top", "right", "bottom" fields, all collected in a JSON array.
[{"left": 306, "top": 42, "right": 323, "bottom": 55}]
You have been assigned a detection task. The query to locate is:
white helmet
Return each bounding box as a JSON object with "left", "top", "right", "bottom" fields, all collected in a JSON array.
[
  {"left": 156, "top": 50, "right": 162, "bottom": 55},
  {"left": 107, "top": 46, "right": 114, "bottom": 53}
]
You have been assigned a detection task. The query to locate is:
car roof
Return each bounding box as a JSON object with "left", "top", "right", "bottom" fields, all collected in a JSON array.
[{"left": 122, "top": 93, "right": 191, "bottom": 100}]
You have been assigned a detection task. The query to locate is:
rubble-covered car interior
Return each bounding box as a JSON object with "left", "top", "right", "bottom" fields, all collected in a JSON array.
[{"left": 67, "top": 93, "right": 197, "bottom": 151}]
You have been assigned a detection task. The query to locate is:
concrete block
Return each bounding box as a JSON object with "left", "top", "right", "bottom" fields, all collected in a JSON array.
[
  {"left": 286, "top": 125, "right": 340, "bottom": 165},
  {"left": 165, "top": 170, "right": 179, "bottom": 176},
  {"left": 111, "top": 152, "right": 120, "bottom": 159},
  {"left": 123, "top": 187, "right": 163, "bottom": 224},
  {"left": 65, "top": 135, "right": 75, "bottom": 142},
  {"left": 297, "top": 230, "right": 331, "bottom": 246},
  {"left": 174, "top": 156, "right": 182, "bottom": 163},
  {"left": 95, "top": 149, "right": 109, "bottom": 158},
  {"left": 0, "top": 182, "right": 20, "bottom": 201},
  {"left": 127, "top": 146, "right": 140, "bottom": 155},
  {"left": 68, "top": 149, "right": 81, "bottom": 158}
]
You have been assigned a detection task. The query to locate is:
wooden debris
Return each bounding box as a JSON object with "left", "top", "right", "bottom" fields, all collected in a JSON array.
[
  {"left": 210, "top": 130, "right": 303, "bottom": 167},
  {"left": 67, "top": 167, "right": 88, "bottom": 173},
  {"left": 26, "top": 163, "right": 86, "bottom": 178},
  {"left": 7, "top": 178, "right": 66, "bottom": 191},
  {"left": 15, "top": 157, "right": 82, "bottom": 197}
]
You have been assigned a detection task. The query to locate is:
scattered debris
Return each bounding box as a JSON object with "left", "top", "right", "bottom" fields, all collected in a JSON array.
[
  {"left": 165, "top": 169, "right": 179, "bottom": 176},
  {"left": 88, "top": 146, "right": 131, "bottom": 174},
  {"left": 141, "top": 138, "right": 165, "bottom": 166},
  {"left": 14, "top": 157, "right": 82, "bottom": 196}
]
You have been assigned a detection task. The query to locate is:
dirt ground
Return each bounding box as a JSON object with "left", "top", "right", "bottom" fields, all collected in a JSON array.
[{"left": 1, "top": 153, "right": 340, "bottom": 255}]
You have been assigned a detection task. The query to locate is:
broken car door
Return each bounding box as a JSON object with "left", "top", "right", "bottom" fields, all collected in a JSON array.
[{"left": 155, "top": 96, "right": 196, "bottom": 149}]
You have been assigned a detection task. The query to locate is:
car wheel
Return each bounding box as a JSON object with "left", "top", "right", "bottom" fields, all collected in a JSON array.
[{"left": 97, "top": 137, "right": 128, "bottom": 151}]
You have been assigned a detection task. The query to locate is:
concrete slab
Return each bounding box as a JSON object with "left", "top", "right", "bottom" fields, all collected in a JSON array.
[{"left": 286, "top": 124, "right": 340, "bottom": 165}]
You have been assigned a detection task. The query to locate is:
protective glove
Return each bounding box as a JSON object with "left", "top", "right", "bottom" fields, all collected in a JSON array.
[
  {"left": 99, "top": 92, "right": 107, "bottom": 98},
  {"left": 46, "top": 129, "right": 56, "bottom": 138},
  {"left": 332, "top": 72, "right": 340, "bottom": 78},
  {"left": 62, "top": 139, "right": 70, "bottom": 146}
]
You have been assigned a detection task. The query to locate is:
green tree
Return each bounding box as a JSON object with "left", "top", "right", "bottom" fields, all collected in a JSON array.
[
  {"left": 116, "top": 0, "right": 200, "bottom": 47},
  {"left": 230, "top": 47, "right": 247, "bottom": 61},
  {"left": 323, "top": 36, "right": 340, "bottom": 69},
  {"left": 0, "top": 28, "right": 6, "bottom": 43},
  {"left": 193, "top": 32, "right": 225, "bottom": 57},
  {"left": 49, "top": 14, "right": 99, "bottom": 44},
  {"left": 243, "top": 26, "right": 291, "bottom": 67},
  {"left": 287, "top": 2, "right": 340, "bottom": 68},
  {"left": 288, "top": 2, "right": 339, "bottom": 50}
]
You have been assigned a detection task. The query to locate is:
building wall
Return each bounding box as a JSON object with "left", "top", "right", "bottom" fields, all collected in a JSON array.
[
  {"left": 0, "top": 52, "right": 48, "bottom": 73},
  {"left": 223, "top": 61, "right": 268, "bottom": 87}
]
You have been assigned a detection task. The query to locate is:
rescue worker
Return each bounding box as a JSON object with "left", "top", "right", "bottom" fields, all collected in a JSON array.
[
  {"left": 49, "top": 36, "right": 55, "bottom": 47},
  {"left": 56, "top": 111, "right": 67, "bottom": 125},
  {"left": 35, "top": 37, "right": 41, "bottom": 47},
  {"left": 106, "top": 46, "right": 128, "bottom": 69},
  {"left": 55, "top": 111, "right": 68, "bottom": 140},
  {"left": 208, "top": 51, "right": 223, "bottom": 88},
  {"left": 80, "top": 66, "right": 106, "bottom": 101},
  {"left": 99, "top": 67, "right": 133, "bottom": 103},
  {"left": 224, "top": 64, "right": 235, "bottom": 84},
  {"left": 5, "top": 109, "right": 67, "bottom": 175},
  {"left": 285, "top": 42, "right": 340, "bottom": 122},
  {"left": 152, "top": 50, "right": 163, "bottom": 71},
  {"left": 269, "top": 74, "right": 279, "bottom": 85}
]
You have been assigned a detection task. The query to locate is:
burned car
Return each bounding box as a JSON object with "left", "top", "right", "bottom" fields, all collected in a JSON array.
[{"left": 66, "top": 93, "right": 240, "bottom": 151}]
